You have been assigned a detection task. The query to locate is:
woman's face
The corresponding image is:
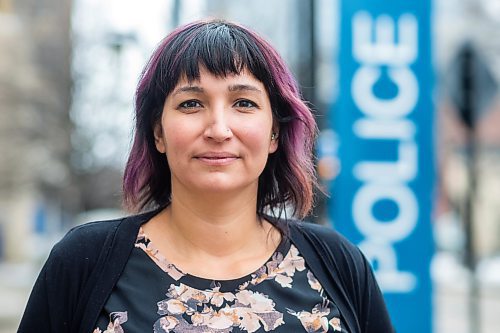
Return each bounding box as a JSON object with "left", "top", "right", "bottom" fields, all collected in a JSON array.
[{"left": 155, "top": 67, "right": 278, "bottom": 196}]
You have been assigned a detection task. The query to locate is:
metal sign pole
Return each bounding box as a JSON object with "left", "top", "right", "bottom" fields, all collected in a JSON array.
[
  {"left": 447, "top": 41, "right": 498, "bottom": 332},
  {"left": 465, "top": 126, "right": 479, "bottom": 333},
  {"left": 459, "top": 44, "right": 480, "bottom": 333}
]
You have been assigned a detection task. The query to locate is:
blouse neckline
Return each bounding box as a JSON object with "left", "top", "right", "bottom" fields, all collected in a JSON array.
[{"left": 135, "top": 227, "right": 291, "bottom": 292}]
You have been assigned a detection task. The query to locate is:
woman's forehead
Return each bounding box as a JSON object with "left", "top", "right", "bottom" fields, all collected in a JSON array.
[{"left": 174, "top": 66, "right": 263, "bottom": 89}]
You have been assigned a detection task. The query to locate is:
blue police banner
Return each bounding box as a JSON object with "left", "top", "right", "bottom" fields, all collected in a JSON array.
[{"left": 331, "top": 1, "right": 435, "bottom": 332}]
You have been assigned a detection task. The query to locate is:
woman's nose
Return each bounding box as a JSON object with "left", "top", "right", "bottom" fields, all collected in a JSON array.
[{"left": 203, "top": 107, "right": 233, "bottom": 142}]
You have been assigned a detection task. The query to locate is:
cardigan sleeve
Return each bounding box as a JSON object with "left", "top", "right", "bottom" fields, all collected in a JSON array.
[
  {"left": 18, "top": 237, "right": 83, "bottom": 333},
  {"left": 18, "top": 220, "right": 120, "bottom": 333},
  {"left": 354, "top": 245, "right": 394, "bottom": 332},
  {"left": 18, "top": 258, "right": 53, "bottom": 332},
  {"left": 291, "top": 221, "right": 395, "bottom": 333},
  {"left": 325, "top": 228, "right": 393, "bottom": 332}
]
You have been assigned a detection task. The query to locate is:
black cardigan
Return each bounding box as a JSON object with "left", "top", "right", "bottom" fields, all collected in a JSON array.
[{"left": 18, "top": 210, "right": 394, "bottom": 333}]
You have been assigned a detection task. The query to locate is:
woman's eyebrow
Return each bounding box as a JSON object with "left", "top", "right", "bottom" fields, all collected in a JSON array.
[
  {"left": 172, "top": 86, "right": 204, "bottom": 96},
  {"left": 228, "top": 84, "right": 262, "bottom": 93}
]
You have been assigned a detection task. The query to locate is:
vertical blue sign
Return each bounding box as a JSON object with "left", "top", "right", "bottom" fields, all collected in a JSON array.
[{"left": 332, "top": 1, "right": 434, "bottom": 332}]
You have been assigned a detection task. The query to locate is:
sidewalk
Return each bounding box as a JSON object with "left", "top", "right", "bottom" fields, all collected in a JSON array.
[
  {"left": 433, "top": 251, "right": 500, "bottom": 332},
  {"left": 0, "top": 262, "right": 38, "bottom": 333},
  {"left": 435, "top": 279, "right": 500, "bottom": 332}
]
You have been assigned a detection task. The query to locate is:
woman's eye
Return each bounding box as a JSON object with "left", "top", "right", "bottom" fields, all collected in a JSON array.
[
  {"left": 179, "top": 100, "right": 202, "bottom": 109},
  {"left": 234, "top": 100, "right": 257, "bottom": 108}
]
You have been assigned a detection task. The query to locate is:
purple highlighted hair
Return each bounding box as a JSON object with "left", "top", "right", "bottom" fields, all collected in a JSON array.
[{"left": 123, "top": 19, "right": 318, "bottom": 218}]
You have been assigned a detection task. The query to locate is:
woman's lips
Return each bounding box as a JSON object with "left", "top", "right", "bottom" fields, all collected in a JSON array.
[{"left": 194, "top": 153, "right": 239, "bottom": 166}]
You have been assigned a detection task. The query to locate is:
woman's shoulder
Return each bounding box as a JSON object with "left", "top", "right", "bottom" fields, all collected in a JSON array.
[
  {"left": 286, "top": 219, "right": 369, "bottom": 274},
  {"left": 63, "top": 216, "right": 127, "bottom": 243},
  {"left": 288, "top": 220, "right": 360, "bottom": 252},
  {"left": 48, "top": 218, "right": 126, "bottom": 266},
  {"left": 266, "top": 215, "right": 353, "bottom": 249},
  {"left": 49, "top": 210, "right": 157, "bottom": 265}
]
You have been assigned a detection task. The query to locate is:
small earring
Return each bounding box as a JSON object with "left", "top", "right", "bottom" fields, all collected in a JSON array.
[{"left": 271, "top": 133, "right": 277, "bottom": 140}]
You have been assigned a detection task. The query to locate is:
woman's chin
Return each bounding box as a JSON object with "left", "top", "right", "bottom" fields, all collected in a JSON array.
[{"left": 182, "top": 178, "right": 257, "bottom": 196}]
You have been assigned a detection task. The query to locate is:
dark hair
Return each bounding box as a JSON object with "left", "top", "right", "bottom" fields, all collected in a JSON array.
[{"left": 123, "top": 19, "right": 318, "bottom": 218}]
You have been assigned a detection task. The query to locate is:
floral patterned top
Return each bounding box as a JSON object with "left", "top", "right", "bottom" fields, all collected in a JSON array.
[{"left": 93, "top": 228, "right": 346, "bottom": 333}]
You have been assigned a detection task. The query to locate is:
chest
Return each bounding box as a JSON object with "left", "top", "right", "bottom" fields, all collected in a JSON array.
[{"left": 94, "top": 242, "right": 347, "bottom": 332}]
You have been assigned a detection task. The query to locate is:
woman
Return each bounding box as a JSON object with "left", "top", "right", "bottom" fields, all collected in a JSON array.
[{"left": 19, "top": 19, "right": 394, "bottom": 333}]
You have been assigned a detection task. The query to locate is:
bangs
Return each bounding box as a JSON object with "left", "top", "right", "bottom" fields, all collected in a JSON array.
[{"left": 165, "top": 21, "right": 271, "bottom": 89}]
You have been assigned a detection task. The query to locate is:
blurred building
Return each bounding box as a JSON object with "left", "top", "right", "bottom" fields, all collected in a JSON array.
[
  {"left": 0, "top": 0, "right": 75, "bottom": 261},
  {"left": 435, "top": 0, "right": 500, "bottom": 259}
]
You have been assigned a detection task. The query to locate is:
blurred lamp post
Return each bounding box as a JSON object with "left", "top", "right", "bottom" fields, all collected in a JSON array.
[{"left": 448, "top": 42, "right": 498, "bottom": 333}]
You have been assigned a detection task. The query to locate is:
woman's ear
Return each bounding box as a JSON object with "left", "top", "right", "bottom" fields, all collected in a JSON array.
[
  {"left": 269, "top": 127, "right": 279, "bottom": 154},
  {"left": 154, "top": 122, "right": 166, "bottom": 153}
]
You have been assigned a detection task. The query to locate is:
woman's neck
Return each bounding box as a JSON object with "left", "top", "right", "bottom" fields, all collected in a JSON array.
[
  {"left": 168, "top": 193, "right": 264, "bottom": 257},
  {"left": 143, "top": 190, "right": 281, "bottom": 280},
  {"left": 142, "top": 180, "right": 282, "bottom": 279},
  {"left": 148, "top": 183, "right": 278, "bottom": 260}
]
